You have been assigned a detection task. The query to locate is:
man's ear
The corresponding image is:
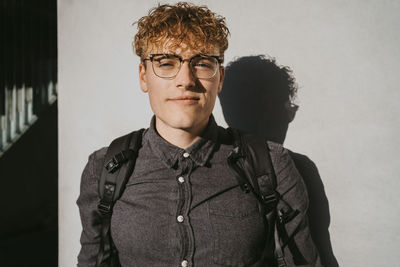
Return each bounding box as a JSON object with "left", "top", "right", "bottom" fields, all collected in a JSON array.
[
  {"left": 139, "top": 63, "right": 148, "bottom": 93},
  {"left": 217, "top": 66, "right": 225, "bottom": 93}
]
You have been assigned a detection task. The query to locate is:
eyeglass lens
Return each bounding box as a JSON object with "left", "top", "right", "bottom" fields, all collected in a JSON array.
[{"left": 151, "top": 55, "right": 218, "bottom": 79}]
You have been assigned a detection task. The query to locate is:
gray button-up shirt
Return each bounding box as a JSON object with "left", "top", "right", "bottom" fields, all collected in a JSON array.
[{"left": 77, "top": 116, "right": 271, "bottom": 267}]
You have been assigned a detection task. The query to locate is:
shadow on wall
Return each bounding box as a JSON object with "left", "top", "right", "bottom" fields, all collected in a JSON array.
[{"left": 219, "top": 55, "right": 339, "bottom": 267}]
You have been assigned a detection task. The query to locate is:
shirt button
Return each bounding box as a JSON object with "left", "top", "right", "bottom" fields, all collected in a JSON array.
[
  {"left": 177, "top": 215, "right": 184, "bottom": 223},
  {"left": 178, "top": 176, "right": 185, "bottom": 183},
  {"left": 183, "top": 152, "right": 190, "bottom": 158},
  {"left": 181, "top": 260, "right": 188, "bottom": 267}
]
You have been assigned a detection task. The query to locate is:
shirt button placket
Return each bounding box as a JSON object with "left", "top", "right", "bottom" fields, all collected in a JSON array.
[{"left": 176, "top": 151, "right": 193, "bottom": 267}]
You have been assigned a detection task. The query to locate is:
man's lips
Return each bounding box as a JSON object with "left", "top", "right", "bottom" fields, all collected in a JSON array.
[
  {"left": 168, "top": 96, "right": 200, "bottom": 105},
  {"left": 169, "top": 96, "right": 200, "bottom": 100}
]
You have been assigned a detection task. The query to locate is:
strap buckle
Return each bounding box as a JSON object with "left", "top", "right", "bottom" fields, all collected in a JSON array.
[
  {"left": 98, "top": 183, "right": 116, "bottom": 216},
  {"left": 262, "top": 192, "right": 278, "bottom": 212},
  {"left": 278, "top": 208, "right": 300, "bottom": 224},
  {"left": 105, "top": 157, "right": 119, "bottom": 173},
  {"left": 262, "top": 192, "right": 277, "bottom": 204},
  {"left": 98, "top": 201, "right": 112, "bottom": 216},
  {"left": 105, "top": 151, "right": 133, "bottom": 173}
]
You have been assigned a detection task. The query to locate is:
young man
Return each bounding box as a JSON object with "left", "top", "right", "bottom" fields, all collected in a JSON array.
[{"left": 77, "top": 3, "right": 322, "bottom": 267}]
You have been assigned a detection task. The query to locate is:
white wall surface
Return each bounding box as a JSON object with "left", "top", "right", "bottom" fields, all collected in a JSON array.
[{"left": 58, "top": 0, "right": 400, "bottom": 266}]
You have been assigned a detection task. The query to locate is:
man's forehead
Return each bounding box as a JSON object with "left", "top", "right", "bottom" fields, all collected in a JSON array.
[{"left": 146, "top": 39, "right": 220, "bottom": 56}]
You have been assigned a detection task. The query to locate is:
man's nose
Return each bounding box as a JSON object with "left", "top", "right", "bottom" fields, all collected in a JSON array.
[{"left": 174, "top": 61, "right": 196, "bottom": 89}]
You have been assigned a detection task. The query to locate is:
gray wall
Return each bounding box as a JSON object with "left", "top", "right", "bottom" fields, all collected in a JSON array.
[{"left": 58, "top": 0, "right": 400, "bottom": 266}]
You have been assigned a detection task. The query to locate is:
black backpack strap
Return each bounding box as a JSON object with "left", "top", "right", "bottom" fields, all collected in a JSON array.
[
  {"left": 245, "top": 136, "right": 309, "bottom": 266},
  {"left": 96, "top": 129, "right": 145, "bottom": 267},
  {"left": 226, "top": 128, "right": 254, "bottom": 194},
  {"left": 227, "top": 128, "right": 277, "bottom": 210},
  {"left": 227, "top": 128, "right": 289, "bottom": 266}
]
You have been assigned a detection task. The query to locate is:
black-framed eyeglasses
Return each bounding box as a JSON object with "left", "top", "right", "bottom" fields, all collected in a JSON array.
[{"left": 143, "top": 54, "right": 222, "bottom": 79}]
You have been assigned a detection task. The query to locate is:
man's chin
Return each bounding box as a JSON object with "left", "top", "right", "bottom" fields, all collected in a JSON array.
[
  {"left": 172, "top": 120, "right": 198, "bottom": 131},
  {"left": 170, "top": 116, "right": 208, "bottom": 132},
  {"left": 155, "top": 111, "right": 209, "bottom": 132}
]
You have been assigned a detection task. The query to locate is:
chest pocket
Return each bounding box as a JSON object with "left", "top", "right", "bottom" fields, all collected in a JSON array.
[{"left": 208, "top": 185, "right": 266, "bottom": 267}]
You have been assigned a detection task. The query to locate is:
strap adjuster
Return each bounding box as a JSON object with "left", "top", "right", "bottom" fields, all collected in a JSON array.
[
  {"left": 278, "top": 208, "right": 300, "bottom": 224},
  {"left": 98, "top": 201, "right": 112, "bottom": 216},
  {"left": 105, "top": 150, "right": 134, "bottom": 173},
  {"left": 262, "top": 192, "right": 277, "bottom": 204},
  {"left": 261, "top": 192, "right": 278, "bottom": 212},
  {"left": 105, "top": 158, "right": 120, "bottom": 173},
  {"left": 98, "top": 183, "right": 116, "bottom": 216}
]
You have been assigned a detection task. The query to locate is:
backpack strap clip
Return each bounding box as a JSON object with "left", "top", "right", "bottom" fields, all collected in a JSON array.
[
  {"left": 278, "top": 208, "right": 300, "bottom": 224},
  {"left": 105, "top": 150, "right": 134, "bottom": 173},
  {"left": 261, "top": 191, "right": 279, "bottom": 212},
  {"left": 98, "top": 182, "right": 116, "bottom": 216},
  {"left": 98, "top": 201, "right": 112, "bottom": 216}
]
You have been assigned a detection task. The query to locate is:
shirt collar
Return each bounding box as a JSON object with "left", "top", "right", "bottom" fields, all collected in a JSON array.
[{"left": 144, "top": 115, "right": 219, "bottom": 168}]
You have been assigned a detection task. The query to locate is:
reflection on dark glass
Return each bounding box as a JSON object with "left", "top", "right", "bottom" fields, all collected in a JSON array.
[{"left": 0, "top": 0, "right": 58, "bottom": 266}]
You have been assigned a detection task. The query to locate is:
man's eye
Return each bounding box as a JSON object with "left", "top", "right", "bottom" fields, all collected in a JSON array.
[
  {"left": 155, "top": 59, "right": 176, "bottom": 68},
  {"left": 159, "top": 62, "right": 174, "bottom": 67},
  {"left": 193, "top": 61, "right": 213, "bottom": 68}
]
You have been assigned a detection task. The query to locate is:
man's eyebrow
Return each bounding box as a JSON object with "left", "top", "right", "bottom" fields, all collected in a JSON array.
[
  {"left": 187, "top": 53, "right": 221, "bottom": 58},
  {"left": 151, "top": 53, "right": 221, "bottom": 59},
  {"left": 150, "top": 53, "right": 177, "bottom": 58}
]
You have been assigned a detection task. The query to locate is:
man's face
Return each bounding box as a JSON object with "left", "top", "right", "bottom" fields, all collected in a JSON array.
[{"left": 139, "top": 42, "right": 225, "bottom": 134}]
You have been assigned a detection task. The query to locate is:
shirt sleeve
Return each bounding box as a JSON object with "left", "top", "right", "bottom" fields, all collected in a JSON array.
[{"left": 76, "top": 147, "right": 107, "bottom": 267}]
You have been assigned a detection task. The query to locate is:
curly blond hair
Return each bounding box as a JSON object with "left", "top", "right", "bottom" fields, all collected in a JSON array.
[{"left": 133, "top": 2, "right": 230, "bottom": 62}]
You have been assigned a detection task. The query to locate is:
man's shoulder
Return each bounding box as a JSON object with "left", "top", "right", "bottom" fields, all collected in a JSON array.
[
  {"left": 234, "top": 130, "right": 291, "bottom": 172},
  {"left": 233, "top": 129, "right": 286, "bottom": 153},
  {"left": 82, "top": 147, "right": 108, "bottom": 180},
  {"left": 90, "top": 128, "right": 149, "bottom": 157},
  {"left": 87, "top": 146, "right": 108, "bottom": 162}
]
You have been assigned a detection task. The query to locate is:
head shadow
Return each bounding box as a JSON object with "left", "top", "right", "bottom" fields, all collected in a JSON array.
[
  {"left": 219, "top": 55, "right": 339, "bottom": 267},
  {"left": 219, "top": 55, "right": 298, "bottom": 144}
]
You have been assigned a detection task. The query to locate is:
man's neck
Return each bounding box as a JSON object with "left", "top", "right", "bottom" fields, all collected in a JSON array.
[{"left": 155, "top": 117, "right": 209, "bottom": 149}]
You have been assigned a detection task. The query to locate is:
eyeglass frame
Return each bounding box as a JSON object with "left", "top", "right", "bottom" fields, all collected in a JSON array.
[{"left": 142, "top": 53, "right": 223, "bottom": 79}]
